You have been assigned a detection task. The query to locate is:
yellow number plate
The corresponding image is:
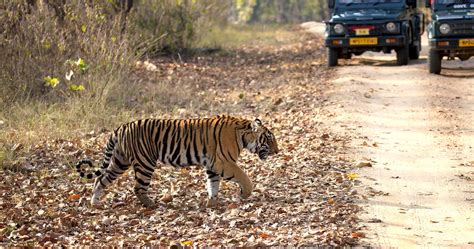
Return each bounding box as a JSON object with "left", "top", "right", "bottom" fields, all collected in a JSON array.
[
  {"left": 350, "top": 37, "right": 378, "bottom": 45},
  {"left": 355, "top": 29, "right": 370, "bottom": 36},
  {"left": 459, "top": 39, "right": 474, "bottom": 47}
]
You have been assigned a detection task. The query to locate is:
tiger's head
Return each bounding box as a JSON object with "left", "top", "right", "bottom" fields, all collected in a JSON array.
[{"left": 244, "top": 119, "right": 279, "bottom": 160}]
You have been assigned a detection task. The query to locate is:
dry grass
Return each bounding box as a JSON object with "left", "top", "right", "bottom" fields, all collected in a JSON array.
[
  {"left": 0, "top": 0, "right": 135, "bottom": 169},
  {"left": 0, "top": 101, "right": 133, "bottom": 170},
  {"left": 0, "top": 1, "right": 133, "bottom": 103},
  {"left": 196, "top": 24, "right": 300, "bottom": 49},
  {"left": 130, "top": 0, "right": 229, "bottom": 54},
  {"left": 0, "top": 0, "right": 225, "bottom": 170}
]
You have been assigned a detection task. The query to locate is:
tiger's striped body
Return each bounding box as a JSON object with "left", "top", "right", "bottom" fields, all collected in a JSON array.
[{"left": 76, "top": 115, "right": 278, "bottom": 207}]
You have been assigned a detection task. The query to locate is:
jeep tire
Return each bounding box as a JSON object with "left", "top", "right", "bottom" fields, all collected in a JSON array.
[
  {"left": 341, "top": 53, "right": 352, "bottom": 60},
  {"left": 428, "top": 49, "right": 442, "bottom": 74},
  {"left": 409, "top": 44, "right": 420, "bottom": 60},
  {"left": 327, "top": 48, "right": 339, "bottom": 67},
  {"left": 396, "top": 43, "right": 409, "bottom": 66}
]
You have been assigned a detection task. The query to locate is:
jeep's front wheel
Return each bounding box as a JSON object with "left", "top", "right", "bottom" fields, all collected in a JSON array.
[
  {"left": 327, "top": 48, "right": 339, "bottom": 67},
  {"left": 396, "top": 44, "right": 409, "bottom": 66},
  {"left": 409, "top": 44, "right": 420, "bottom": 60},
  {"left": 428, "top": 49, "right": 442, "bottom": 74}
]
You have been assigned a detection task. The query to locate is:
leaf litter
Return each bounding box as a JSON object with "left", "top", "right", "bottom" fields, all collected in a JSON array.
[{"left": 0, "top": 27, "right": 365, "bottom": 246}]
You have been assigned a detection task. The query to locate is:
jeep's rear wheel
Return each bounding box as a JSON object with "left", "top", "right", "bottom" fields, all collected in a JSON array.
[
  {"left": 396, "top": 44, "right": 409, "bottom": 66},
  {"left": 327, "top": 48, "right": 339, "bottom": 67},
  {"left": 458, "top": 55, "right": 471, "bottom": 61},
  {"left": 428, "top": 49, "right": 442, "bottom": 74},
  {"left": 341, "top": 53, "right": 352, "bottom": 60},
  {"left": 409, "top": 44, "right": 420, "bottom": 60}
]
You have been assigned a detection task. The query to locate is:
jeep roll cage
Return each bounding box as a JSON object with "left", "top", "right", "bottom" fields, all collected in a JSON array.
[
  {"left": 328, "top": 0, "right": 417, "bottom": 9},
  {"left": 425, "top": 0, "right": 474, "bottom": 9}
]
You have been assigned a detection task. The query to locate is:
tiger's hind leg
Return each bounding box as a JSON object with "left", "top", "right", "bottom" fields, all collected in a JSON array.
[
  {"left": 132, "top": 161, "right": 157, "bottom": 208},
  {"left": 91, "top": 150, "right": 131, "bottom": 206}
]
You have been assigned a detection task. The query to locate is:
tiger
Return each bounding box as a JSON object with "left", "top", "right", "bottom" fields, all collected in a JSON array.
[{"left": 76, "top": 115, "right": 279, "bottom": 208}]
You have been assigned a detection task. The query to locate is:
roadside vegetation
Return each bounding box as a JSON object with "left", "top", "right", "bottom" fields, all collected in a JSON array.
[
  {"left": 0, "top": 0, "right": 225, "bottom": 169},
  {"left": 0, "top": 0, "right": 329, "bottom": 171},
  {"left": 0, "top": 1, "right": 364, "bottom": 247}
]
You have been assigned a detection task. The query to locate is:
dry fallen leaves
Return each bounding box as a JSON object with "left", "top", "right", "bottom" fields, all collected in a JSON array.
[
  {"left": 181, "top": 240, "right": 193, "bottom": 245},
  {"left": 260, "top": 232, "right": 271, "bottom": 239},
  {"left": 160, "top": 193, "right": 173, "bottom": 203},
  {"left": 355, "top": 162, "right": 372, "bottom": 168},
  {"left": 351, "top": 232, "right": 366, "bottom": 238},
  {"left": 68, "top": 194, "right": 81, "bottom": 201},
  {"left": 227, "top": 203, "right": 239, "bottom": 209},
  {"left": 0, "top": 29, "right": 362, "bottom": 247}
]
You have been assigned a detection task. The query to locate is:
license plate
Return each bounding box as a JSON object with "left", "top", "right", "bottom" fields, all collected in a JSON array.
[
  {"left": 350, "top": 37, "right": 378, "bottom": 45},
  {"left": 355, "top": 29, "right": 370, "bottom": 36},
  {"left": 459, "top": 39, "right": 474, "bottom": 47}
]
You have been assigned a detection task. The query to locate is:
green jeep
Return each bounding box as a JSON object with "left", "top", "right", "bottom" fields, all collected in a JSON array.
[
  {"left": 426, "top": 0, "right": 474, "bottom": 74},
  {"left": 325, "top": 0, "right": 424, "bottom": 66}
]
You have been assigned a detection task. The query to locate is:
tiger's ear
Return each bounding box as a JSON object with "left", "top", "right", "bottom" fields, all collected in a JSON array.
[{"left": 251, "top": 119, "right": 263, "bottom": 132}]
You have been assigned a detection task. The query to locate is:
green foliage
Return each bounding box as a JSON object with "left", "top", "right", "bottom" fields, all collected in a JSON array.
[
  {"left": 196, "top": 24, "right": 296, "bottom": 49},
  {"left": 129, "top": 0, "right": 225, "bottom": 54},
  {"left": 233, "top": 0, "right": 330, "bottom": 23},
  {"left": 69, "top": 84, "right": 86, "bottom": 92},
  {"left": 44, "top": 76, "right": 60, "bottom": 88},
  {"left": 67, "top": 58, "right": 89, "bottom": 72},
  {"left": 235, "top": 0, "right": 258, "bottom": 23}
]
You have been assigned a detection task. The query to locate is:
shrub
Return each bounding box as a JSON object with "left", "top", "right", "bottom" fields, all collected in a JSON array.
[
  {"left": 0, "top": 1, "right": 134, "bottom": 104},
  {"left": 129, "top": 0, "right": 229, "bottom": 55},
  {"left": 0, "top": 0, "right": 228, "bottom": 105},
  {"left": 0, "top": 0, "right": 228, "bottom": 169}
]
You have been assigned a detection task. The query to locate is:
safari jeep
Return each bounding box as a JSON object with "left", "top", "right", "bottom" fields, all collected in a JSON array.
[
  {"left": 426, "top": 0, "right": 474, "bottom": 74},
  {"left": 325, "top": 0, "right": 424, "bottom": 66}
]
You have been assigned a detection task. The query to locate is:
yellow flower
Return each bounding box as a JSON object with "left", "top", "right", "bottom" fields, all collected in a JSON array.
[{"left": 347, "top": 172, "right": 359, "bottom": 180}]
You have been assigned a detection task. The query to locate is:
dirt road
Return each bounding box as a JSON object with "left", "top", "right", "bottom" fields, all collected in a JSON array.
[{"left": 306, "top": 22, "right": 474, "bottom": 247}]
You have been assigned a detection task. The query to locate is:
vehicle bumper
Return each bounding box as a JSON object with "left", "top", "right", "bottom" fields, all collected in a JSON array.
[
  {"left": 429, "top": 38, "right": 474, "bottom": 51},
  {"left": 325, "top": 35, "right": 406, "bottom": 48}
]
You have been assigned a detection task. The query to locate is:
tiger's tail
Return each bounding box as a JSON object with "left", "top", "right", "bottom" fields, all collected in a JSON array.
[{"left": 76, "top": 134, "right": 116, "bottom": 179}]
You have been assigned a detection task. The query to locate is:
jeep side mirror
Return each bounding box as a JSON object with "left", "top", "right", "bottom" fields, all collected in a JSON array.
[
  {"left": 425, "top": 0, "right": 432, "bottom": 8},
  {"left": 328, "top": 0, "right": 335, "bottom": 9},
  {"left": 407, "top": 0, "right": 416, "bottom": 8}
]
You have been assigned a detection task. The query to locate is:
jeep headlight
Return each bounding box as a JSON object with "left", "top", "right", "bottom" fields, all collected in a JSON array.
[
  {"left": 333, "top": 24, "right": 345, "bottom": 34},
  {"left": 386, "top": 22, "right": 397, "bottom": 32},
  {"left": 439, "top": 23, "right": 451, "bottom": 35}
]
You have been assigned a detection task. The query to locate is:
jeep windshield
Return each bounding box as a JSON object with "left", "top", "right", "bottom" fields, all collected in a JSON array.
[
  {"left": 434, "top": 0, "right": 474, "bottom": 9},
  {"left": 336, "top": 0, "right": 403, "bottom": 8}
]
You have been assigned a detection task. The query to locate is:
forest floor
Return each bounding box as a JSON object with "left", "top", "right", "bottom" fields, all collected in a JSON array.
[
  {"left": 3, "top": 22, "right": 472, "bottom": 248},
  {"left": 0, "top": 26, "right": 367, "bottom": 247},
  {"left": 306, "top": 22, "right": 474, "bottom": 247}
]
